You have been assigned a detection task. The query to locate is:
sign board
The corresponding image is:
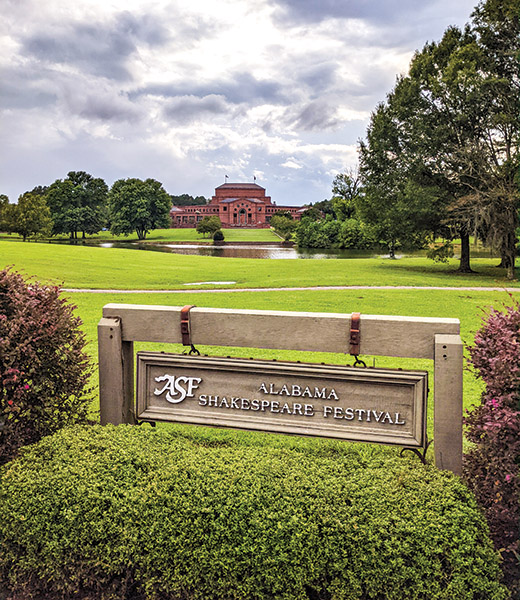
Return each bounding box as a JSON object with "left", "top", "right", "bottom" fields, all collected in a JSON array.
[{"left": 137, "top": 352, "right": 428, "bottom": 448}]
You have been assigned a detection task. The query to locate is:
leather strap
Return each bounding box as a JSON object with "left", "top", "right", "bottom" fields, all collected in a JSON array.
[
  {"left": 180, "top": 305, "right": 196, "bottom": 346},
  {"left": 349, "top": 312, "right": 361, "bottom": 355}
]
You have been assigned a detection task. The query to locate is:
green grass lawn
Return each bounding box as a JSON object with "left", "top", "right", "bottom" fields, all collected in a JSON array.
[
  {"left": 1, "top": 227, "right": 280, "bottom": 244},
  {"left": 1, "top": 239, "right": 518, "bottom": 289}
]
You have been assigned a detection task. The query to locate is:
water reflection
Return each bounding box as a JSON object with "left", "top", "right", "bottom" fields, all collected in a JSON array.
[
  {"left": 162, "top": 243, "right": 370, "bottom": 259},
  {"left": 50, "top": 239, "right": 497, "bottom": 260}
]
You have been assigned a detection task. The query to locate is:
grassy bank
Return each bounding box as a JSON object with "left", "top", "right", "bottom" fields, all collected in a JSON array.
[
  {"left": 0, "top": 227, "right": 280, "bottom": 244},
  {"left": 1, "top": 240, "right": 517, "bottom": 289}
]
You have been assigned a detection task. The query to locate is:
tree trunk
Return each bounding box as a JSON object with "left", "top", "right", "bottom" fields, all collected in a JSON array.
[
  {"left": 457, "top": 230, "right": 473, "bottom": 273},
  {"left": 505, "top": 231, "right": 516, "bottom": 280}
]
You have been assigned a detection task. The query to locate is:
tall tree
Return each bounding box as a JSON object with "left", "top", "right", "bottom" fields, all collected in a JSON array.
[
  {"left": 467, "top": 0, "right": 520, "bottom": 278},
  {"left": 359, "top": 19, "right": 518, "bottom": 273},
  {"left": 359, "top": 101, "right": 442, "bottom": 258},
  {"left": 108, "top": 178, "right": 172, "bottom": 240},
  {"left": 0, "top": 195, "right": 9, "bottom": 232},
  {"left": 46, "top": 171, "right": 108, "bottom": 239},
  {"left": 331, "top": 169, "right": 362, "bottom": 221},
  {"left": 7, "top": 192, "right": 52, "bottom": 241}
]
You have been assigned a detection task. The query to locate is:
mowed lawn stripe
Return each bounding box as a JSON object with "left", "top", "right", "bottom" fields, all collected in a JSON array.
[{"left": 1, "top": 240, "right": 518, "bottom": 290}]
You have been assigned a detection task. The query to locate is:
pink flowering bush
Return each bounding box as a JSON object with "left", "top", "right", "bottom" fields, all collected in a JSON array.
[
  {"left": 464, "top": 297, "right": 520, "bottom": 592},
  {"left": 0, "top": 267, "right": 93, "bottom": 465}
]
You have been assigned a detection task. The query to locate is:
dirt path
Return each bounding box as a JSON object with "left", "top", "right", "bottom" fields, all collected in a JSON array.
[{"left": 63, "top": 285, "right": 520, "bottom": 294}]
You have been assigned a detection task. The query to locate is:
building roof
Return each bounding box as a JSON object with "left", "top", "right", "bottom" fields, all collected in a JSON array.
[
  {"left": 219, "top": 197, "right": 265, "bottom": 204},
  {"left": 216, "top": 182, "right": 265, "bottom": 191}
]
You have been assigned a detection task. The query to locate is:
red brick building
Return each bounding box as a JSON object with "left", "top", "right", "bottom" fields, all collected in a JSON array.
[{"left": 170, "top": 182, "right": 306, "bottom": 228}]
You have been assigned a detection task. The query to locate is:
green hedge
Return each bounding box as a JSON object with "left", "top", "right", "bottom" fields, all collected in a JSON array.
[{"left": 0, "top": 425, "right": 508, "bottom": 600}]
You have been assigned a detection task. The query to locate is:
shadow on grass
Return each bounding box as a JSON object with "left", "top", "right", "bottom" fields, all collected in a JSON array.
[{"left": 372, "top": 258, "right": 517, "bottom": 285}]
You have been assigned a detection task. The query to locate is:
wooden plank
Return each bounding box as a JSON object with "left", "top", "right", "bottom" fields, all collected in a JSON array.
[
  {"left": 102, "top": 304, "right": 459, "bottom": 359},
  {"left": 434, "top": 334, "right": 463, "bottom": 474},
  {"left": 98, "top": 317, "right": 135, "bottom": 425}
]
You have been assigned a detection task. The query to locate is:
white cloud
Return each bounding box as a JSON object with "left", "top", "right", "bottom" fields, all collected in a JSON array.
[{"left": 0, "top": 0, "right": 477, "bottom": 204}]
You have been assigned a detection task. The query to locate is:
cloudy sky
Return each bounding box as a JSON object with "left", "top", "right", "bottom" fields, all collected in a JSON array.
[{"left": 1, "top": 0, "right": 477, "bottom": 206}]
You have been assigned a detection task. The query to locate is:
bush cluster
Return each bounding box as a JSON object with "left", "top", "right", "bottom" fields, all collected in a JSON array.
[
  {"left": 0, "top": 268, "right": 93, "bottom": 465},
  {"left": 464, "top": 298, "right": 520, "bottom": 592},
  {"left": 0, "top": 424, "right": 507, "bottom": 600},
  {"left": 295, "top": 216, "right": 374, "bottom": 250}
]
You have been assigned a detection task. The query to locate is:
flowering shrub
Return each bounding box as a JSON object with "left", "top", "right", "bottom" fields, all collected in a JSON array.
[
  {"left": 464, "top": 297, "right": 520, "bottom": 592},
  {"left": 0, "top": 267, "right": 93, "bottom": 464}
]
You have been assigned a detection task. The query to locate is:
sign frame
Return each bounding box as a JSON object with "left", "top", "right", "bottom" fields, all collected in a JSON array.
[
  {"left": 98, "top": 304, "right": 463, "bottom": 473},
  {"left": 136, "top": 352, "right": 428, "bottom": 448}
]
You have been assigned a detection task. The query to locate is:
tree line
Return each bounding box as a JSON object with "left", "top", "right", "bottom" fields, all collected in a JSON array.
[{"left": 0, "top": 173, "right": 178, "bottom": 241}]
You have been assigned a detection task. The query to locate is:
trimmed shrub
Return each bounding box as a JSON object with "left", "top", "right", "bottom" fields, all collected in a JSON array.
[
  {"left": 213, "top": 229, "right": 225, "bottom": 242},
  {"left": 0, "top": 268, "right": 93, "bottom": 465},
  {"left": 0, "top": 425, "right": 508, "bottom": 600},
  {"left": 464, "top": 298, "right": 520, "bottom": 592}
]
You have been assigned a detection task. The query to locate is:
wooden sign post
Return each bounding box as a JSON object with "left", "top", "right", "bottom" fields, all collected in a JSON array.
[{"left": 98, "top": 304, "right": 463, "bottom": 474}]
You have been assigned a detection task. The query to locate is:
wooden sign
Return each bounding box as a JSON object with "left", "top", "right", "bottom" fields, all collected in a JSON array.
[{"left": 136, "top": 352, "right": 428, "bottom": 448}]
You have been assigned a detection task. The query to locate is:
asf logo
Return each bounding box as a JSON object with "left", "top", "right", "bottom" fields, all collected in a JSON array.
[{"left": 154, "top": 374, "right": 202, "bottom": 404}]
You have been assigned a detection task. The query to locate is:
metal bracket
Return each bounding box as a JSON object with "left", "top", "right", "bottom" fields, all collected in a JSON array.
[
  {"left": 349, "top": 312, "right": 365, "bottom": 366},
  {"left": 180, "top": 305, "right": 200, "bottom": 355},
  {"left": 349, "top": 312, "right": 361, "bottom": 355},
  {"left": 400, "top": 436, "right": 433, "bottom": 465}
]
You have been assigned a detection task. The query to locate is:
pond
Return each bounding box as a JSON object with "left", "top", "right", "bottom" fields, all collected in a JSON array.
[{"left": 51, "top": 239, "right": 497, "bottom": 260}]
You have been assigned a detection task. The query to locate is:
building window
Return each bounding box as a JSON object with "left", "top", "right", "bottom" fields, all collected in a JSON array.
[{"left": 223, "top": 206, "right": 227, "bottom": 211}]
